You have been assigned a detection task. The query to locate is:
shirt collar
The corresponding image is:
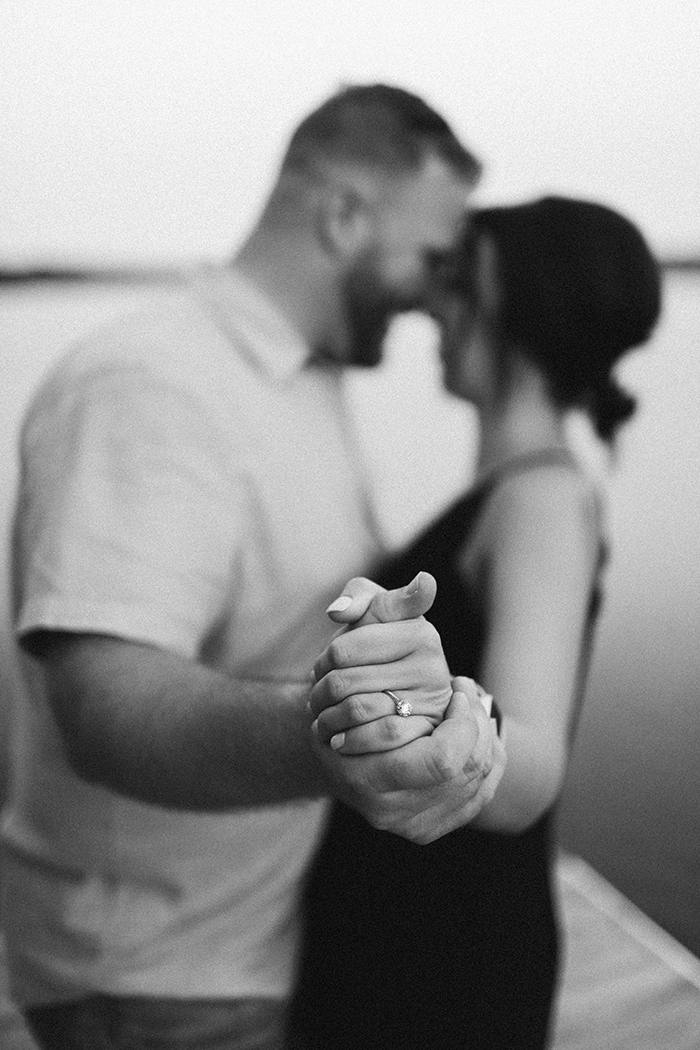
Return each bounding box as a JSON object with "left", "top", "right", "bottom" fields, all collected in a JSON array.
[{"left": 188, "top": 262, "right": 312, "bottom": 381}]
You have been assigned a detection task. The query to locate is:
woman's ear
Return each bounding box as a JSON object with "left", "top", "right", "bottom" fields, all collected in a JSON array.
[{"left": 317, "top": 184, "right": 372, "bottom": 258}]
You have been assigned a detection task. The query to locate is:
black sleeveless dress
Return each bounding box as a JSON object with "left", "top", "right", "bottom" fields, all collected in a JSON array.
[{"left": 289, "top": 451, "right": 605, "bottom": 1050}]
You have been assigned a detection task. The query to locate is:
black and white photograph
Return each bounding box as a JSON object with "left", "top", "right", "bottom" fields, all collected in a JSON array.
[{"left": 1, "top": 3, "right": 699, "bottom": 1048}]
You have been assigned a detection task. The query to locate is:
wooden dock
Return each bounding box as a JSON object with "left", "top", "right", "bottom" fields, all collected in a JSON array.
[{"left": 2, "top": 852, "right": 700, "bottom": 1048}]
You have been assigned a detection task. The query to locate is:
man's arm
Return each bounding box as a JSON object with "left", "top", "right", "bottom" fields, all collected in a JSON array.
[
  {"left": 30, "top": 573, "right": 504, "bottom": 841},
  {"left": 30, "top": 630, "right": 327, "bottom": 809},
  {"left": 25, "top": 572, "right": 467, "bottom": 812}
]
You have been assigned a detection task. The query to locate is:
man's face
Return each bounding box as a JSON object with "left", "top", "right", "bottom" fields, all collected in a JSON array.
[
  {"left": 340, "top": 155, "right": 474, "bottom": 367},
  {"left": 440, "top": 233, "right": 503, "bottom": 404}
]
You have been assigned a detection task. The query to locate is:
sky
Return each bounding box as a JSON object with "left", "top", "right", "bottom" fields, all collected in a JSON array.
[{"left": 2, "top": 0, "right": 699, "bottom": 267}]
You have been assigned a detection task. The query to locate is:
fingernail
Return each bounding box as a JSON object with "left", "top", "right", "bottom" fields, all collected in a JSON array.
[
  {"left": 330, "top": 733, "right": 346, "bottom": 750},
  {"left": 405, "top": 572, "right": 422, "bottom": 596},
  {"left": 326, "top": 596, "right": 352, "bottom": 614}
]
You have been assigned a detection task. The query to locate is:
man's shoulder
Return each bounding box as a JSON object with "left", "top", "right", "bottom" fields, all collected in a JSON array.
[
  {"left": 70, "top": 279, "right": 222, "bottom": 370},
  {"left": 34, "top": 277, "right": 240, "bottom": 405}
]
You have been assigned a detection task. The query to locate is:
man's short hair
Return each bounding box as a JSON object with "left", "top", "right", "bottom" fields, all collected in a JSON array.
[{"left": 281, "top": 83, "right": 482, "bottom": 184}]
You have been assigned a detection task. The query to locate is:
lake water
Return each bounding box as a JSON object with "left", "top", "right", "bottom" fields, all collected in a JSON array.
[{"left": 1, "top": 271, "right": 699, "bottom": 955}]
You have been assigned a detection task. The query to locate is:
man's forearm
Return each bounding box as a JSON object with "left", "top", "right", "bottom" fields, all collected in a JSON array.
[
  {"left": 33, "top": 587, "right": 506, "bottom": 842},
  {"left": 40, "top": 634, "right": 330, "bottom": 810}
]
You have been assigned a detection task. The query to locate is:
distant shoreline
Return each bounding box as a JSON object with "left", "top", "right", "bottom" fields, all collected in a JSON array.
[
  {"left": 0, "top": 266, "right": 185, "bottom": 286},
  {"left": 662, "top": 258, "right": 700, "bottom": 272},
  {"left": 1, "top": 257, "right": 699, "bottom": 285}
]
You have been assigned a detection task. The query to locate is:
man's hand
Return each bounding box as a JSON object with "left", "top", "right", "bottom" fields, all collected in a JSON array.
[
  {"left": 311, "top": 574, "right": 506, "bottom": 843},
  {"left": 315, "top": 684, "right": 504, "bottom": 844}
]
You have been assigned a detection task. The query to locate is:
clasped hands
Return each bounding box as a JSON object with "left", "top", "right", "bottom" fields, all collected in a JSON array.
[{"left": 309, "top": 571, "right": 506, "bottom": 844}]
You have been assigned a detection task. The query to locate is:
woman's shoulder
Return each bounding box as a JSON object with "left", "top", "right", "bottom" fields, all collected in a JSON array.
[
  {"left": 495, "top": 456, "right": 599, "bottom": 510},
  {"left": 482, "top": 456, "right": 605, "bottom": 569}
]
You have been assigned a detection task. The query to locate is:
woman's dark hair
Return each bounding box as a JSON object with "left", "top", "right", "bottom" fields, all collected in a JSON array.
[{"left": 466, "top": 196, "right": 662, "bottom": 442}]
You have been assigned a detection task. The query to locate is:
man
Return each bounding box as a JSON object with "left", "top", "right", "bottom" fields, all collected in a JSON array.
[{"left": 2, "top": 84, "right": 504, "bottom": 1049}]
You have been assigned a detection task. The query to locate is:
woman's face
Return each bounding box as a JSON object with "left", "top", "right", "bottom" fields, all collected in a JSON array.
[{"left": 441, "top": 233, "right": 502, "bottom": 404}]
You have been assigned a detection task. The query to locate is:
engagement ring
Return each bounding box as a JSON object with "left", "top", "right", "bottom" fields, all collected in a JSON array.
[{"left": 384, "top": 690, "right": 413, "bottom": 718}]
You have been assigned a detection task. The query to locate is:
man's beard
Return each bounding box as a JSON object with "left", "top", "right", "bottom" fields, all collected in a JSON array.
[{"left": 341, "top": 260, "right": 412, "bottom": 368}]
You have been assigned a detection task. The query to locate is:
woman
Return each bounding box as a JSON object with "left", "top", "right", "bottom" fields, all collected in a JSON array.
[{"left": 289, "top": 196, "right": 662, "bottom": 1050}]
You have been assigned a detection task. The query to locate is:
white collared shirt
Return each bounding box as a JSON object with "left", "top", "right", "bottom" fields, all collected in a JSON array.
[{"left": 3, "top": 264, "right": 386, "bottom": 1005}]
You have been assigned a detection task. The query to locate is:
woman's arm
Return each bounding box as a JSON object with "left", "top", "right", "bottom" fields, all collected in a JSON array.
[
  {"left": 469, "top": 467, "right": 600, "bottom": 832},
  {"left": 311, "top": 468, "right": 599, "bottom": 835}
]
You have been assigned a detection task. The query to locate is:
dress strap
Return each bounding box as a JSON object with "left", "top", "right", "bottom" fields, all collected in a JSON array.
[{"left": 476, "top": 448, "right": 580, "bottom": 497}]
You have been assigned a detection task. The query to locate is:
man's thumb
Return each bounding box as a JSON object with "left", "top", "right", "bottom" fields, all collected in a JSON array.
[{"left": 364, "top": 571, "right": 437, "bottom": 624}]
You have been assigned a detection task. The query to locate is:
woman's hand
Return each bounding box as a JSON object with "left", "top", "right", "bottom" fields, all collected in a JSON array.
[
  {"left": 310, "top": 573, "right": 485, "bottom": 754},
  {"left": 315, "top": 676, "right": 493, "bottom": 754}
]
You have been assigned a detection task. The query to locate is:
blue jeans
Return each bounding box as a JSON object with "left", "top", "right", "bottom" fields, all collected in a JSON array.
[{"left": 24, "top": 995, "right": 291, "bottom": 1050}]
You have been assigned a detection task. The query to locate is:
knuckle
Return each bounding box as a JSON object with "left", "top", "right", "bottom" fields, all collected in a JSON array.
[
  {"left": 402, "top": 813, "right": 439, "bottom": 845},
  {"left": 315, "top": 707, "right": 335, "bottom": 734},
  {"left": 368, "top": 590, "right": 390, "bottom": 621},
  {"left": 427, "top": 742, "right": 462, "bottom": 784},
  {"left": 379, "top": 717, "right": 405, "bottom": 743},
  {"left": 366, "top": 808, "right": 394, "bottom": 834},
  {"left": 428, "top": 623, "right": 444, "bottom": 652},
  {"left": 418, "top": 620, "right": 442, "bottom": 652},
  {"left": 326, "top": 670, "right": 349, "bottom": 704},
  {"left": 326, "top": 636, "right": 350, "bottom": 669},
  {"left": 345, "top": 695, "right": 371, "bottom": 724}
]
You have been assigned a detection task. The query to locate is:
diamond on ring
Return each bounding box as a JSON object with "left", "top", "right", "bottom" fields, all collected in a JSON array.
[{"left": 383, "top": 690, "right": 413, "bottom": 718}]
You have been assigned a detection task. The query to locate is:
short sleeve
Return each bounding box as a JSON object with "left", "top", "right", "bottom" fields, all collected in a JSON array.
[{"left": 14, "top": 363, "right": 246, "bottom": 658}]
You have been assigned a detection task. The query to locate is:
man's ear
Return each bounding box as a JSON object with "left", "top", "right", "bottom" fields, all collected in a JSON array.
[{"left": 317, "top": 184, "right": 372, "bottom": 258}]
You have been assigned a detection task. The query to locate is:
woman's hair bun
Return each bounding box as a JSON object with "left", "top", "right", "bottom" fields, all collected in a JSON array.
[{"left": 587, "top": 374, "right": 637, "bottom": 442}]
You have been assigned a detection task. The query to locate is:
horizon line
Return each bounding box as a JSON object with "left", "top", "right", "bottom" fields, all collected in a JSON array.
[{"left": 1, "top": 257, "right": 698, "bottom": 285}]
